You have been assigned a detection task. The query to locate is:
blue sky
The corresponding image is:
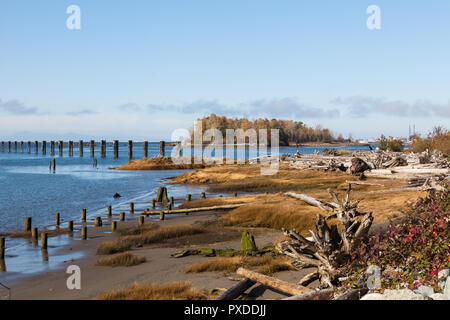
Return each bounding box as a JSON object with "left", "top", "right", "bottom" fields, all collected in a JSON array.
[{"left": 0, "top": 0, "right": 449, "bottom": 140}]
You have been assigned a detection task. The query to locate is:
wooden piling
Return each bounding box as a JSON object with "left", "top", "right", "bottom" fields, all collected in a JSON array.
[
  {"left": 111, "top": 221, "right": 117, "bottom": 231},
  {"left": 27, "top": 141, "right": 31, "bottom": 153},
  {"left": 81, "top": 226, "right": 87, "bottom": 240},
  {"left": 7, "top": 141, "right": 11, "bottom": 153},
  {"left": 169, "top": 196, "right": 174, "bottom": 207},
  {"left": 159, "top": 141, "right": 165, "bottom": 157},
  {"left": 143, "top": 141, "right": 148, "bottom": 158},
  {"left": 90, "top": 140, "right": 95, "bottom": 157},
  {"left": 0, "top": 141, "right": 4, "bottom": 152},
  {"left": 24, "top": 217, "right": 32, "bottom": 232},
  {"left": 50, "top": 141, "right": 55, "bottom": 155},
  {"left": 95, "top": 217, "right": 102, "bottom": 227},
  {"left": 93, "top": 158, "right": 97, "bottom": 168},
  {"left": 185, "top": 194, "right": 191, "bottom": 202},
  {"left": 201, "top": 192, "right": 206, "bottom": 199},
  {"left": 152, "top": 199, "right": 156, "bottom": 209},
  {"left": 42, "top": 141, "right": 46, "bottom": 155},
  {"left": 20, "top": 141, "right": 24, "bottom": 153},
  {"left": 138, "top": 216, "right": 145, "bottom": 226},
  {"left": 100, "top": 140, "right": 106, "bottom": 158},
  {"left": 52, "top": 158, "right": 56, "bottom": 172},
  {"left": 58, "top": 140, "right": 63, "bottom": 157},
  {"left": 81, "top": 209, "right": 87, "bottom": 222},
  {"left": 107, "top": 206, "right": 112, "bottom": 217},
  {"left": 130, "top": 202, "right": 134, "bottom": 214},
  {"left": 128, "top": 140, "right": 133, "bottom": 160},
  {"left": 32, "top": 228, "right": 38, "bottom": 241},
  {"left": 79, "top": 140, "right": 84, "bottom": 157},
  {"left": 233, "top": 193, "right": 238, "bottom": 197},
  {"left": 67, "top": 221, "right": 74, "bottom": 232},
  {"left": 167, "top": 204, "right": 172, "bottom": 210},
  {"left": 41, "top": 232, "right": 48, "bottom": 249},
  {"left": 55, "top": 213, "right": 60, "bottom": 226},
  {"left": 0, "top": 238, "right": 4, "bottom": 260},
  {"left": 156, "top": 187, "right": 168, "bottom": 202},
  {"left": 14, "top": 141, "right": 17, "bottom": 153},
  {"left": 34, "top": 141, "right": 38, "bottom": 154},
  {"left": 113, "top": 140, "right": 119, "bottom": 159},
  {"left": 120, "top": 212, "right": 125, "bottom": 221},
  {"left": 160, "top": 212, "right": 165, "bottom": 221},
  {"left": 68, "top": 141, "right": 74, "bottom": 157}
]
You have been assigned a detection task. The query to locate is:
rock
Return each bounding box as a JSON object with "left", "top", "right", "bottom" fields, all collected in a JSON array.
[
  {"left": 444, "top": 278, "right": 450, "bottom": 300},
  {"left": 348, "top": 158, "right": 370, "bottom": 175},
  {"left": 414, "top": 285, "right": 435, "bottom": 298},
  {"left": 430, "top": 293, "right": 444, "bottom": 300},
  {"left": 438, "top": 269, "right": 449, "bottom": 290},
  {"left": 113, "top": 192, "right": 121, "bottom": 199},
  {"left": 361, "top": 289, "right": 428, "bottom": 300}
]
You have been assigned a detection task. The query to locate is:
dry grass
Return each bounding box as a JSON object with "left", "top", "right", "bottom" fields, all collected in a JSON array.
[
  {"left": 115, "top": 223, "right": 160, "bottom": 236},
  {"left": 97, "top": 281, "right": 211, "bottom": 300},
  {"left": 96, "top": 225, "right": 205, "bottom": 255},
  {"left": 185, "top": 255, "right": 294, "bottom": 275},
  {"left": 115, "top": 156, "right": 210, "bottom": 170},
  {"left": 96, "top": 252, "right": 146, "bottom": 267}
]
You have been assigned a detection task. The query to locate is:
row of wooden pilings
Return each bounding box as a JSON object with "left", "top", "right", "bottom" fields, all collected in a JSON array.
[
  {"left": 0, "top": 140, "right": 169, "bottom": 160},
  {"left": 0, "top": 188, "right": 215, "bottom": 270}
]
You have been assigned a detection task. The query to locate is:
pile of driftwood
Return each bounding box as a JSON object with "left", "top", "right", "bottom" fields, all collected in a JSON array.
[
  {"left": 217, "top": 186, "right": 375, "bottom": 300},
  {"left": 287, "top": 149, "right": 449, "bottom": 191}
]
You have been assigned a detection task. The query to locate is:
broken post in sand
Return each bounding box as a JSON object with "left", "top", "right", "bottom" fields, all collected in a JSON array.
[
  {"left": 55, "top": 213, "right": 60, "bottom": 227},
  {"left": 79, "top": 140, "right": 84, "bottom": 157},
  {"left": 24, "top": 217, "right": 32, "bottom": 232},
  {"left": 41, "top": 140, "right": 46, "bottom": 155},
  {"left": 90, "top": 140, "right": 95, "bottom": 157},
  {"left": 68, "top": 141, "right": 74, "bottom": 157},
  {"left": 185, "top": 194, "right": 191, "bottom": 202},
  {"left": 107, "top": 206, "right": 112, "bottom": 217},
  {"left": 113, "top": 140, "right": 119, "bottom": 159},
  {"left": 138, "top": 216, "right": 145, "bottom": 226},
  {"left": 159, "top": 141, "right": 165, "bottom": 157},
  {"left": 67, "top": 221, "right": 74, "bottom": 232},
  {"left": 50, "top": 141, "right": 55, "bottom": 156},
  {"left": 128, "top": 140, "right": 133, "bottom": 160},
  {"left": 81, "top": 226, "right": 87, "bottom": 240},
  {"left": 95, "top": 217, "right": 102, "bottom": 227},
  {"left": 40, "top": 232, "right": 48, "bottom": 249},
  {"left": 111, "top": 221, "right": 117, "bottom": 231},
  {"left": 156, "top": 187, "right": 169, "bottom": 202},
  {"left": 58, "top": 140, "right": 63, "bottom": 157},
  {"left": 34, "top": 141, "right": 38, "bottom": 154},
  {"left": 143, "top": 141, "right": 148, "bottom": 158},
  {"left": 129, "top": 202, "right": 134, "bottom": 214},
  {"left": 81, "top": 209, "right": 87, "bottom": 222},
  {"left": 120, "top": 212, "right": 125, "bottom": 221}
]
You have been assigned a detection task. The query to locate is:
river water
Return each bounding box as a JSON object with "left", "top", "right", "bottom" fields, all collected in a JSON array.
[{"left": 0, "top": 142, "right": 374, "bottom": 280}]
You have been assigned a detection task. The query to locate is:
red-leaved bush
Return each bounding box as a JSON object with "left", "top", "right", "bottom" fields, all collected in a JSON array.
[{"left": 342, "top": 186, "right": 449, "bottom": 292}]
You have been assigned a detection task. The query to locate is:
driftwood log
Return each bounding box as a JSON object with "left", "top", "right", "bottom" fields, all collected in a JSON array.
[
  {"left": 143, "top": 204, "right": 243, "bottom": 216},
  {"left": 216, "top": 279, "right": 256, "bottom": 300},
  {"left": 236, "top": 268, "right": 312, "bottom": 296},
  {"left": 280, "top": 185, "right": 373, "bottom": 288}
]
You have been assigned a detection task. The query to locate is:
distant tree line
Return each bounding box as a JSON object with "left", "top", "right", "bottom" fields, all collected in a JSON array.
[{"left": 194, "top": 114, "right": 348, "bottom": 146}]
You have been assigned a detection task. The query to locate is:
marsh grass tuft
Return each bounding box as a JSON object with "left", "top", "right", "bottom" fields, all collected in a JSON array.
[
  {"left": 96, "top": 252, "right": 146, "bottom": 267},
  {"left": 97, "top": 281, "right": 211, "bottom": 300},
  {"left": 185, "top": 255, "right": 294, "bottom": 275},
  {"left": 96, "top": 225, "right": 205, "bottom": 255}
]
